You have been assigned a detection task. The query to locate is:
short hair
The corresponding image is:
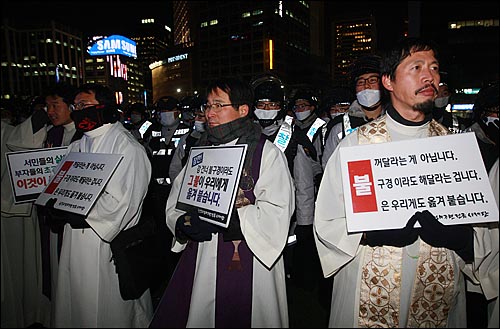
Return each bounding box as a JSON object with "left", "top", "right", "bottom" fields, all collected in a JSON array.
[
  {"left": 44, "top": 82, "right": 77, "bottom": 106},
  {"left": 380, "top": 37, "right": 440, "bottom": 81},
  {"left": 76, "top": 83, "right": 116, "bottom": 107},
  {"left": 205, "top": 77, "right": 254, "bottom": 109}
]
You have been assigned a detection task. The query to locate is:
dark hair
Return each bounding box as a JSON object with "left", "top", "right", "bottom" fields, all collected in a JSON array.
[
  {"left": 380, "top": 37, "right": 440, "bottom": 81},
  {"left": 44, "top": 82, "right": 77, "bottom": 106},
  {"left": 76, "top": 83, "right": 116, "bottom": 107},
  {"left": 205, "top": 77, "right": 254, "bottom": 109}
]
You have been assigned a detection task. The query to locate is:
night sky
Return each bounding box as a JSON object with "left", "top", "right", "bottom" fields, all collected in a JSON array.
[
  {"left": 2, "top": 0, "right": 173, "bottom": 34},
  {"left": 3, "top": 1, "right": 498, "bottom": 36}
]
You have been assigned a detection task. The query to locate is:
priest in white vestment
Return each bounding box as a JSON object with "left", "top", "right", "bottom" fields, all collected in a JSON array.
[{"left": 314, "top": 38, "right": 496, "bottom": 328}]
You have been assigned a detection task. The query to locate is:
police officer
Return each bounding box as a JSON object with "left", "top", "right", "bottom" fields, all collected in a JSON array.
[
  {"left": 284, "top": 88, "right": 332, "bottom": 325},
  {"left": 250, "top": 74, "right": 288, "bottom": 142},
  {"left": 169, "top": 94, "right": 206, "bottom": 181},
  {"left": 143, "top": 95, "right": 191, "bottom": 301}
]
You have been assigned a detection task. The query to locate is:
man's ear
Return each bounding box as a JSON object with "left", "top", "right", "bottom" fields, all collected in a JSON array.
[
  {"left": 382, "top": 75, "right": 393, "bottom": 91},
  {"left": 239, "top": 104, "right": 249, "bottom": 117}
]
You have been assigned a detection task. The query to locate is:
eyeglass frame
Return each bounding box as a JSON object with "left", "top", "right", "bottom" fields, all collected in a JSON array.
[
  {"left": 201, "top": 103, "right": 240, "bottom": 113},
  {"left": 355, "top": 75, "right": 380, "bottom": 87},
  {"left": 293, "top": 103, "right": 312, "bottom": 111},
  {"left": 255, "top": 101, "right": 281, "bottom": 110},
  {"left": 70, "top": 101, "right": 99, "bottom": 112}
]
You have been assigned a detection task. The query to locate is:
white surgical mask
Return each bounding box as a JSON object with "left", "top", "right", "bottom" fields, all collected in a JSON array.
[
  {"left": 330, "top": 112, "right": 344, "bottom": 119},
  {"left": 434, "top": 96, "right": 449, "bottom": 108},
  {"left": 356, "top": 89, "right": 381, "bottom": 108},
  {"left": 254, "top": 108, "right": 280, "bottom": 120},
  {"left": 294, "top": 110, "right": 312, "bottom": 121},
  {"left": 160, "top": 111, "right": 178, "bottom": 127},
  {"left": 194, "top": 120, "right": 206, "bottom": 132},
  {"left": 131, "top": 114, "right": 142, "bottom": 124}
]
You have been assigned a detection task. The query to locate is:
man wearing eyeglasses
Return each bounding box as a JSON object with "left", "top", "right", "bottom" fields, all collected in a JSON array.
[
  {"left": 322, "top": 54, "right": 387, "bottom": 170},
  {"left": 250, "top": 74, "right": 288, "bottom": 140},
  {"left": 41, "top": 83, "right": 154, "bottom": 327},
  {"left": 151, "top": 77, "right": 295, "bottom": 328},
  {"left": 283, "top": 88, "right": 329, "bottom": 325}
]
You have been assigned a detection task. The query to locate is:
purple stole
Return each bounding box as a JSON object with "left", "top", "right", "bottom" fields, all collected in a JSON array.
[{"left": 150, "top": 135, "right": 266, "bottom": 328}]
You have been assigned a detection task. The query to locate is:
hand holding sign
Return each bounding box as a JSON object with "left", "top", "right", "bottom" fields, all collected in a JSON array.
[
  {"left": 363, "top": 214, "right": 419, "bottom": 247},
  {"left": 175, "top": 212, "right": 221, "bottom": 242},
  {"left": 416, "top": 210, "right": 474, "bottom": 262},
  {"left": 44, "top": 197, "right": 90, "bottom": 229}
]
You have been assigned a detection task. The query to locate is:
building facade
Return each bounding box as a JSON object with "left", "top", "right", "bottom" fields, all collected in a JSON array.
[{"left": 1, "top": 19, "right": 85, "bottom": 102}]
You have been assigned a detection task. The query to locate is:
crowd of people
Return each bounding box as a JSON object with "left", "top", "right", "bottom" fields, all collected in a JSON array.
[{"left": 1, "top": 36, "right": 498, "bottom": 328}]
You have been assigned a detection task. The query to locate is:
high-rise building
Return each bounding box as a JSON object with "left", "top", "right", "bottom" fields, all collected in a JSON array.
[
  {"left": 83, "top": 34, "right": 143, "bottom": 106},
  {"left": 1, "top": 19, "right": 85, "bottom": 101},
  {"left": 331, "top": 16, "right": 377, "bottom": 87},
  {"left": 152, "top": 0, "right": 332, "bottom": 100},
  {"left": 130, "top": 17, "right": 172, "bottom": 106}
]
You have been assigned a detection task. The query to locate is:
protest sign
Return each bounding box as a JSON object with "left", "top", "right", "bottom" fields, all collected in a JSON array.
[
  {"left": 176, "top": 144, "right": 247, "bottom": 228},
  {"left": 340, "top": 132, "right": 498, "bottom": 232},
  {"left": 5, "top": 147, "right": 67, "bottom": 203},
  {"left": 35, "top": 152, "right": 123, "bottom": 216}
]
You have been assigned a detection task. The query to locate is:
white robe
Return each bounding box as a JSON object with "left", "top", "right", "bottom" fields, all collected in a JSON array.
[
  {"left": 486, "top": 158, "right": 499, "bottom": 328},
  {"left": 54, "top": 123, "right": 153, "bottom": 328},
  {"left": 314, "top": 114, "right": 492, "bottom": 328},
  {"left": 1, "top": 119, "right": 51, "bottom": 328},
  {"left": 163, "top": 139, "right": 295, "bottom": 327}
]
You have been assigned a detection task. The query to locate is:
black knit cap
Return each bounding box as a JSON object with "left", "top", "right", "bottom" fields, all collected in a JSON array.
[{"left": 348, "top": 54, "right": 382, "bottom": 82}]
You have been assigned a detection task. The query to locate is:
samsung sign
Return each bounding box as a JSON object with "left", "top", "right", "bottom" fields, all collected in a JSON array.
[{"left": 88, "top": 35, "right": 137, "bottom": 58}]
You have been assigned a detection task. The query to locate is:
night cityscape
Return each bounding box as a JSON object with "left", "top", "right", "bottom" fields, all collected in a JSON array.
[
  {"left": 1, "top": 2, "right": 499, "bottom": 328},
  {"left": 1, "top": 1, "right": 499, "bottom": 113}
]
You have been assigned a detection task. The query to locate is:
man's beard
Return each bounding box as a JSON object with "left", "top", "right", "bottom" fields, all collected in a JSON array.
[{"left": 413, "top": 99, "right": 434, "bottom": 115}]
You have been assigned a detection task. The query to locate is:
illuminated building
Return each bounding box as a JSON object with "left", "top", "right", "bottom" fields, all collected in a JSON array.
[
  {"left": 152, "top": 1, "right": 331, "bottom": 100},
  {"left": 331, "top": 16, "right": 378, "bottom": 87},
  {"left": 0, "top": 19, "right": 85, "bottom": 101},
  {"left": 130, "top": 17, "right": 171, "bottom": 106},
  {"left": 84, "top": 35, "right": 142, "bottom": 105}
]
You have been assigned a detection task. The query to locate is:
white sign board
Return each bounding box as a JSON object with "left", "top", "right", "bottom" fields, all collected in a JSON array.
[
  {"left": 5, "top": 147, "right": 68, "bottom": 204},
  {"left": 176, "top": 144, "right": 248, "bottom": 228},
  {"left": 35, "top": 152, "right": 123, "bottom": 216},
  {"left": 340, "top": 132, "right": 498, "bottom": 233}
]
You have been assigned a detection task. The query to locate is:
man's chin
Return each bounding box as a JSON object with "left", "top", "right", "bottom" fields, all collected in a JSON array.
[{"left": 414, "top": 99, "right": 434, "bottom": 115}]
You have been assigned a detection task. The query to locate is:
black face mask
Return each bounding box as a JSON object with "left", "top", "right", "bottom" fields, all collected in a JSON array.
[{"left": 70, "top": 105, "right": 119, "bottom": 132}]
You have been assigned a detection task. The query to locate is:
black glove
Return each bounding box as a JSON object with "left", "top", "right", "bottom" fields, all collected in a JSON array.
[
  {"left": 44, "top": 198, "right": 90, "bottom": 229},
  {"left": 223, "top": 208, "right": 243, "bottom": 241},
  {"left": 31, "top": 109, "right": 50, "bottom": 134},
  {"left": 416, "top": 210, "right": 474, "bottom": 263},
  {"left": 175, "top": 211, "right": 220, "bottom": 242},
  {"left": 363, "top": 213, "right": 419, "bottom": 247},
  {"left": 294, "top": 131, "right": 318, "bottom": 161},
  {"left": 294, "top": 224, "right": 314, "bottom": 243}
]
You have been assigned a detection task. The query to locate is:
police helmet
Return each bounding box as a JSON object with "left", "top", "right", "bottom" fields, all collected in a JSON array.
[
  {"left": 291, "top": 88, "right": 319, "bottom": 108},
  {"left": 154, "top": 96, "right": 179, "bottom": 112},
  {"left": 179, "top": 95, "right": 204, "bottom": 122},
  {"left": 321, "top": 87, "right": 354, "bottom": 116}
]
